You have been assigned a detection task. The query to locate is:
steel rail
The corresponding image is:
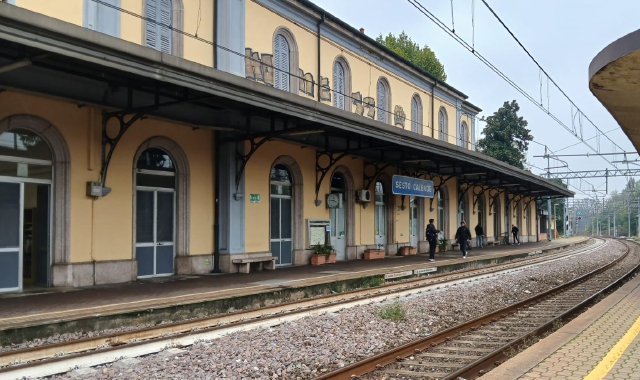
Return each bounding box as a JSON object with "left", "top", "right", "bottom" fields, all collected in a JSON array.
[
  {"left": 0, "top": 239, "right": 598, "bottom": 378},
  {"left": 445, "top": 239, "right": 640, "bottom": 380},
  {"left": 315, "top": 239, "right": 634, "bottom": 380}
]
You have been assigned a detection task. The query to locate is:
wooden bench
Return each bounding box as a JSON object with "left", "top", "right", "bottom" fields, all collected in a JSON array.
[
  {"left": 486, "top": 237, "right": 499, "bottom": 246},
  {"left": 232, "top": 256, "right": 276, "bottom": 274}
]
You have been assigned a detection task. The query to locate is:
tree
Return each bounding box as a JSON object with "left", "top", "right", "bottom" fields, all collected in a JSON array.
[
  {"left": 477, "top": 100, "right": 533, "bottom": 169},
  {"left": 376, "top": 31, "right": 447, "bottom": 81}
]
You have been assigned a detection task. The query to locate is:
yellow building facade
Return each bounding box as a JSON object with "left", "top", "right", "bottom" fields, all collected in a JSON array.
[{"left": 0, "top": 0, "right": 567, "bottom": 292}]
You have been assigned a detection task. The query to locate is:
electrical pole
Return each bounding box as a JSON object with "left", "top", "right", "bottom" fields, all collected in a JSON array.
[
  {"left": 547, "top": 148, "right": 552, "bottom": 241},
  {"left": 614, "top": 208, "right": 617, "bottom": 237},
  {"left": 628, "top": 198, "right": 631, "bottom": 237},
  {"left": 608, "top": 214, "right": 611, "bottom": 236}
]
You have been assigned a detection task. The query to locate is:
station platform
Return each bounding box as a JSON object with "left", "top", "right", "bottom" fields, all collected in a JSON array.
[
  {"left": 490, "top": 251, "right": 640, "bottom": 380},
  {"left": 0, "top": 237, "right": 587, "bottom": 345}
]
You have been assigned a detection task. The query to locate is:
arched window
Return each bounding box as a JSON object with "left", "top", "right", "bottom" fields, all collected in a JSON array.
[
  {"left": 477, "top": 194, "right": 484, "bottom": 230},
  {"left": 377, "top": 78, "right": 391, "bottom": 124},
  {"left": 438, "top": 107, "right": 448, "bottom": 141},
  {"left": 145, "top": 0, "right": 173, "bottom": 54},
  {"left": 274, "top": 33, "right": 291, "bottom": 92},
  {"left": 333, "top": 61, "right": 346, "bottom": 110},
  {"left": 458, "top": 121, "right": 469, "bottom": 148},
  {"left": 411, "top": 95, "right": 422, "bottom": 134}
]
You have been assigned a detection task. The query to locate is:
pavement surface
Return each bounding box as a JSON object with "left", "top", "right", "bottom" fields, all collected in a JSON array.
[{"left": 0, "top": 237, "right": 586, "bottom": 330}]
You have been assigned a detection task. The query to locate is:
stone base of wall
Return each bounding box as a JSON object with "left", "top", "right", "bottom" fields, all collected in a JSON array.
[
  {"left": 176, "top": 255, "right": 213, "bottom": 275},
  {"left": 52, "top": 259, "right": 137, "bottom": 287},
  {"left": 52, "top": 262, "right": 94, "bottom": 287},
  {"left": 95, "top": 260, "right": 137, "bottom": 285}
]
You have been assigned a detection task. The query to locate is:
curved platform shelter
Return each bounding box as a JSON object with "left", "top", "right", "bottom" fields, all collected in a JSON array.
[
  {"left": 0, "top": 1, "right": 571, "bottom": 293},
  {"left": 590, "top": 27, "right": 640, "bottom": 151}
]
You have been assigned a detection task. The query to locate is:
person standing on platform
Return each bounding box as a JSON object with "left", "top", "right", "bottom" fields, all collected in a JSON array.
[
  {"left": 512, "top": 224, "right": 520, "bottom": 245},
  {"left": 426, "top": 219, "right": 440, "bottom": 262},
  {"left": 475, "top": 224, "right": 484, "bottom": 248},
  {"left": 455, "top": 221, "right": 471, "bottom": 259}
]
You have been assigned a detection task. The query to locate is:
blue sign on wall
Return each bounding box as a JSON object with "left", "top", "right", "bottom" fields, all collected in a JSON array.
[{"left": 391, "top": 175, "right": 435, "bottom": 198}]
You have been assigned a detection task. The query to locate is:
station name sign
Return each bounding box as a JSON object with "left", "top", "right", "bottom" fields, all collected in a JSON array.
[{"left": 391, "top": 175, "right": 434, "bottom": 198}]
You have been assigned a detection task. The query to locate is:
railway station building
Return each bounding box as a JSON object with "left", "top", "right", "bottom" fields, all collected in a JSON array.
[{"left": 0, "top": 0, "right": 572, "bottom": 292}]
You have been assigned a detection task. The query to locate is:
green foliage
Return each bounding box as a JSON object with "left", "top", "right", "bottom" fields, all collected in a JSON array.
[
  {"left": 477, "top": 100, "right": 533, "bottom": 169},
  {"left": 438, "top": 237, "right": 448, "bottom": 251},
  {"left": 361, "top": 276, "right": 385, "bottom": 288},
  {"left": 312, "top": 243, "right": 334, "bottom": 257},
  {"left": 592, "top": 179, "right": 640, "bottom": 237},
  {"left": 375, "top": 301, "right": 407, "bottom": 322},
  {"left": 376, "top": 31, "right": 447, "bottom": 81}
]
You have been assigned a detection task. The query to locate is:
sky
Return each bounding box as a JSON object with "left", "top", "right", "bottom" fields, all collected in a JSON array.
[{"left": 312, "top": 0, "right": 640, "bottom": 200}]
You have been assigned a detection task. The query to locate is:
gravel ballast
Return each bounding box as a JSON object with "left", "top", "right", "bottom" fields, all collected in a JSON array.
[{"left": 43, "top": 239, "right": 631, "bottom": 380}]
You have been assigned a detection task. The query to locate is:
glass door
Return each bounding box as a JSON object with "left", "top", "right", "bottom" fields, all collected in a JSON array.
[
  {"left": 330, "top": 193, "right": 346, "bottom": 260},
  {"left": 136, "top": 189, "right": 175, "bottom": 277},
  {"left": 409, "top": 196, "right": 418, "bottom": 248},
  {"left": 0, "top": 182, "right": 21, "bottom": 292},
  {"left": 374, "top": 182, "right": 386, "bottom": 248}
]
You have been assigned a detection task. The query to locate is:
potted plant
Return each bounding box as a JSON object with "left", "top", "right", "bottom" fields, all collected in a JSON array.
[
  {"left": 311, "top": 243, "right": 336, "bottom": 265},
  {"left": 364, "top": 244, "right": 385, "bottom": 260},
  {"left": 399, "top": 246, "right": 417, "bottom": 256},
  {"left": 438, "top": 238, "right": 448, "bottom": 252}
]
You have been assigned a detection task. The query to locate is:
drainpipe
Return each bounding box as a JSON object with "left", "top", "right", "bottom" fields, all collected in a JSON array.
[
  {"left": 213, "top": 0, "right": 218, "bottom": 69},
  {"left": 317, "top": 13, "right": 325, "bottom": 102},
  {"left": 211, "top": 130, "right": 221, "bottom": 273},
  {"left": 431, "top": 80, "right": 436, "bottom": 138}
]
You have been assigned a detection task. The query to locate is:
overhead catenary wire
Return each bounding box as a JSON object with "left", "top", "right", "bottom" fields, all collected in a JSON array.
[
  {"left": 406, "top": 0, "right": 625, "bottom": 173},
  {"left": 479, "top": 0, "right": 627, "bottom": 164}
]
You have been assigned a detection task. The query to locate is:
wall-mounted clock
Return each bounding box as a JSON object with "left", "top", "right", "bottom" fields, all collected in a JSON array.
[{"left": 326, "top": 193, "right": 341, "bottom": 209}]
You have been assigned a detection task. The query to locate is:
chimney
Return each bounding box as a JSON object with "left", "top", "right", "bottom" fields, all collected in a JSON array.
[{"left": 359, "top": 28, "right": 365, "bottom": 34}]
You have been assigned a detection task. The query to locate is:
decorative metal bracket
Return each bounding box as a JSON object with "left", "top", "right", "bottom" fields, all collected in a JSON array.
[
  {"left": 315, "top": 148, "right": 351, "bottom": 205},
  {"left": 429, "top": 174, "right": 456, "bottom": 212},
  {"left": 472, "top": 185, "right": 490, "bottom": 214},
  {"left": 100, "top": 91, "right": 212, "bottom": 187},
  {"left": 510, "top": 194, "right": 524, "bottom": 212},
  {"left": 363, "top": 161, "right": 394, "bottom": 191},
  {"left": 101, "top": 111, "right": 146, "bottom": 186},
  {"left": 234, "top": 117, "right": 319, "bottom": 192},
  {"left": 523, "top": 196, "right": 537, "bottom": 218},
  {"left": 488, "top": 187, "right": 508, "bottom": 215}
]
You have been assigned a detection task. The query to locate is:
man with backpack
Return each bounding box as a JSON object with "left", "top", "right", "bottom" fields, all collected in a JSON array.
[
  {"left": 512, "top": 224, "right": 520, "bottom": 245},
  {"left": 425, "top": 218, "right": 440, "bottom": 262},
  {"left": 455, "top": 221, "right": 471, "bottom": 259},
  {"left": 475, "top": 224, "right": 484, "bottom": 248}
]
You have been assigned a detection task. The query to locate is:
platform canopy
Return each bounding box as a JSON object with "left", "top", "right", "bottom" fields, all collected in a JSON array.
[
  {"left": 0, "top": 6, "right": 572, "bottom": 199},
  {"left": 589, "top": 28, "right": 640, "bottom": 153}
]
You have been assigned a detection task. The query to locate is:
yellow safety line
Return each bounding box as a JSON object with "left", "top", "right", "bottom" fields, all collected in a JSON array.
[
  {"left": 583, "top": 314, "right": 640, "bottom": 380},
  {"left": 0, "top": 244, "right": 545, "bottom": 324}
]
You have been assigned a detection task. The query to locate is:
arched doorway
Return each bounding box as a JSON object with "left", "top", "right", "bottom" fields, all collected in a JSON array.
[
  {"left": 0, "top": 128, "right": 53, "bottom": 291},
  {"left": 270, "top": 164, "right": 293, "bottom": 265},
  {"left": 374, "top": 181, "right": 387, "bottom": 247},
  {"left": 437, "top": 188, "right": 446, "bottom": 239},
  {"left": 409, "top": 196, "right": 419, "bottom": 248},
  {"left": 526, "top": 202, "right": 532, "bottom": 239},
  {"left": 493, "top": 195, "right": 501, "bottom": 242},
  {"left": 135, "top": 147, "right": 176, "bottom": 278},
  {"left": 330, "top": 172, "right": 346, "bottom": 260}
]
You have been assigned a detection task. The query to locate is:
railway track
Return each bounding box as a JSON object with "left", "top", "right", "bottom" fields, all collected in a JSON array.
[
  {"left": 0, "top": 239, "right": 601, "bottom": 379},
  {"left": 316, "top": 239, "right": 640, "bottom": 380}
]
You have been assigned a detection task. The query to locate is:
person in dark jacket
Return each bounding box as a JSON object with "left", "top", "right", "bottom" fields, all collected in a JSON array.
[
  {"left": 455, "top": 221, "right": 471, "bottom": 259},
  {"left": 512, "top": 224, "right": 520, "bottom": 245},
  {"left": 425, "top": 219, "right": 441, "bottom": 262},
  {"left": 475, "top": 224, "right": 484, "bottom": 248}
]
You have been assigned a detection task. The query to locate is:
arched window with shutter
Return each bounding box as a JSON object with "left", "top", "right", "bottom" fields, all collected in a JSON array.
[
  {"left": 459, "top": 121, "right": 469, "bottom": 148},
  {"left": 333, "top": 61, "right": 345, "bottom": 110},
  {"left": 273, "top": 34, "right": 290, "bottom": 91},
  {"left": 411, "top": 95, "right": 422, "bottom": 134},
  {"left": 377, "top": 78, "right": 391, "bottom": 124},
  {"left": 145, "top": 0, "right": 172, "bottom": 54},
  {"left": 438, "top": 107, "right": 448, "bottom": 141}
]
